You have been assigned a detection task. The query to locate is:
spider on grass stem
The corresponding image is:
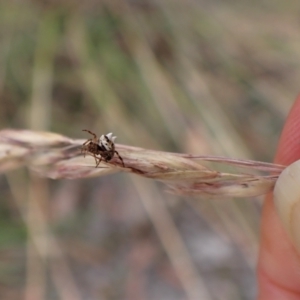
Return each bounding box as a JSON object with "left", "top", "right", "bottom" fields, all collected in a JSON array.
[{"left": 81, "top": 129, "right": 125, "bottom": 168}]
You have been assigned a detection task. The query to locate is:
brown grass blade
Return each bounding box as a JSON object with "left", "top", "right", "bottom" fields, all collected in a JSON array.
[{"left": 0, "top": 129, "right": 285, "bottom": 198}]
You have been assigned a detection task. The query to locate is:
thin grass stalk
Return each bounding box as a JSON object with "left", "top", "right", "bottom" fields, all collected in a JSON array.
[{"left": 0, "top": 129, "right": 285, "bottom": 199}]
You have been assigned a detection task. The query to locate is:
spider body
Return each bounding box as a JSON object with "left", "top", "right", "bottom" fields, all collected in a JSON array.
[{"left": 81, "top": 130, "right": 125, "bottom": 168}]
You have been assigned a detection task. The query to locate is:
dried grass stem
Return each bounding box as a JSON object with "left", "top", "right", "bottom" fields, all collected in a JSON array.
[{"left": 0, "top": 129, "right": 285, "bottom": 198}]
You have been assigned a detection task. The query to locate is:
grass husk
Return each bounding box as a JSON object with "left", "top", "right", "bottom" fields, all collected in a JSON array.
[{"left": 0, "top": 129, "right": 285, "bottom": 198}]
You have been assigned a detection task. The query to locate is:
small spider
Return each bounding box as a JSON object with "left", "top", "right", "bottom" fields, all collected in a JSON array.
[{"left": 81, "top": 129, "right": 125, "bottom": 168}]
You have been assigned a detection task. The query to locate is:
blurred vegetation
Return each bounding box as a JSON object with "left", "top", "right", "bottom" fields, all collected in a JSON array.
[{"left": 0, "top": 0, "right": 299, "bottom": 299}]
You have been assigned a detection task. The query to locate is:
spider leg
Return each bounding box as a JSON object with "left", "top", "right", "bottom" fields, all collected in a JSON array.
[
  {"left": 82, "top": 129, "right": 97, "bottom": 139},
  {"left": 114, "top": 150, "right": 125, "bottom": 167},
  {"left": 82, "top": 139, "right": 92, "bottom": 147},
  {"left": 95, "top": 155, "right": 102, "bottom": 168},
  {"left": 81, "top": 140, "right": 92, "bottom": 157},
  {"left": 82, "top": 129, "right": 99, "bottom": 144}
]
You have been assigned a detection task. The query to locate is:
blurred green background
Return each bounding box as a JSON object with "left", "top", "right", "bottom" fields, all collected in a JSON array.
[{"left": 0, "top": 0, "right": 299, "bottom": 299}]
